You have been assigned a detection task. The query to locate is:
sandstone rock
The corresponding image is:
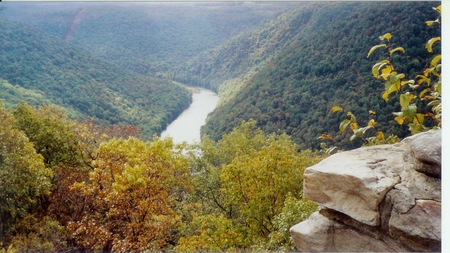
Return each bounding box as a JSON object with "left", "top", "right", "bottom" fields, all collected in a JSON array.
[
  {"left": 303, "top": 145, "right": 402, "bottom": 226},
  {"left": 403, "top": 129, "right": 441, "bottom": 178},
  {"left": 290, "top": 211, "right": 410, "bottom": 252},
  {"left": 291, "top": 129, "right": 441, "bottom": 252},
  {"left": 389, "top": 200, "right": 441, "bottom": 252}
]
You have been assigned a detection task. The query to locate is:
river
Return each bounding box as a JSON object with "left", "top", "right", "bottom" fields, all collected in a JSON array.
[{"left": 160, "top": 87, "right": 219, "bottom": 144}]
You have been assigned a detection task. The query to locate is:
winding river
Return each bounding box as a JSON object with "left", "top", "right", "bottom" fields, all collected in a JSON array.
[{"left": 160, "top": 87, "right": 219, "bottom": 144}]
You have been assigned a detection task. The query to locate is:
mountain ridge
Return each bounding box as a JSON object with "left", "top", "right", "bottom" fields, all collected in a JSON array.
[{"left": 0, "top": 16, "right": 191, "bottom": 138}]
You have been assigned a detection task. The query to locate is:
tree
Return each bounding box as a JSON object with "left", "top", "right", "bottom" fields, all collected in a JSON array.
[
  {"left": 0, "top": 103, "right": 52, "bottom": 241},
  {"left": 12, "top": 102, "right": 81, "bottom": 168},
  {"left": 177, "top": 120, "right": 324, "bottom": 251},
  {"left": 67, "top": 137, "right": 191, "bottom": 252}
]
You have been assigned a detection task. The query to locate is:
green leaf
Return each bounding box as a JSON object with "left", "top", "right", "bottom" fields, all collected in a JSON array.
[
  {"left": 396, "top": 73, "right": 405, "bottom": 79},
  {"left": 379, "top": 33, "right": 392, "bottom": 41},
  {"left": 330, "top": 106, "right": 343, "bottom": 113},
  {"left": 389, "top": 47, "right": 405, "bottom": 55},
  {"left": 426, "top": 37, "right": 440, "bottom": 53},
  {"left": 367, "top": 44, "right": 387, "bottom": 58},
  {"left": 347, "top": 111, "right": 357, "bottom": 123},
  {"left": 399, "top": 93, "right": 415, "bottom": 110},
  {"left": 403, "top": 104, "right": 417, "bottom": 121},
  {"left": 371, "top": 60, "right": 389, "bottom": 78},
  {"left": 353, "top": 128, "right": 364, "bottom": 138},
  {"left": 339, "top": 119, "right": 350, "bottom": 134}
]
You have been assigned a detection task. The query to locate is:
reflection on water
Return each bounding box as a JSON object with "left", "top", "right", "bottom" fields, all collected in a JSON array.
[{"left": 160, "top": 87, "right": 219, "bottom": 144}]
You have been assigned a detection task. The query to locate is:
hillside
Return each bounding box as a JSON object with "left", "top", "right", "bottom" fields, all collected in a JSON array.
[
  {"left": 174, "top": 1, "right": 441, "bottom": 149},
  {"left": 0, "top": 16, "right": 191, "bottom": 137},
  {"left": 0, "top": 2, "right": 304, "bottom": 77}
]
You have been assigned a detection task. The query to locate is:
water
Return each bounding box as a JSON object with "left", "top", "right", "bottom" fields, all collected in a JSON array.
[{"left": 160, "top": 87, "right": 219, "bottom": 144}]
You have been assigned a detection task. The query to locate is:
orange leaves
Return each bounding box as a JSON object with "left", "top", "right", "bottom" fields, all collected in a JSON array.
[{"left": 67, "top": 137, "right": 190, "bottom": 252}]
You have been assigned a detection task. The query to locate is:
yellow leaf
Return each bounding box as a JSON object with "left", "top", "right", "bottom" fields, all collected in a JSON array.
[
  {"left": 389, "top": 47, "right": 405, "bottom": 55},
  {"left": 376, "top": 131, "right": 385, "bottom": 141},
  {"left": 380, "top": 65, "right": 393, "bottom": 80},
  {"left": 430, "top": 55, "right": 441, "bottom": 67},
  {"left": 367, "top": 44, "right": 387, "bottom": 58},
  {"left": 349, "top": 122, "right": 358, "bottom": 131},
  {"left": 413, "top": 113, "right": 424, "bottom": 124},
  {"left": 318, "top": 134, "right": 333, "bottom": 140},
  {"left": 416, "top": 75, "right": 430, "bottom": 86},
  {"left": 419, "top": 88, "right": 431, "bottom": 99},
  {"left": 425, "top": 21, "right": 435, "bottom": 26},
  {"left": 339, "top": 119, "right": 350, "bottom": 134},
  {"left": 330, "top": 106, "right": 343, "bottom": 113},
  {"left": 434, "top": 5, "right": 441, "bottom": 14},
  {"left": 368, "top": 119, "right": 377, "bottom": 128},
  {"left": 371, "top": 60, "right": 389, "bottom": 78},
  {"left": 382, "top": 91, "right": 389, "bottom": 101},
  {"left": 401, "top": 80, "right": 415, "bottom": 87},
  {"left": 426, "top": 37, "right": 441, "bottom": 53},
  {"left": 379, "top": 33, "right": 392, "bottom": 41},
  {"left": 394, "top": 116, "right": 404, "bottom": 125},
  {"left": 369, "top": 110, "right": 376, "bottom": 115}
]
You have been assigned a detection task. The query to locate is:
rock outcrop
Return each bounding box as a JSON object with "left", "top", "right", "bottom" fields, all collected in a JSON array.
[{"left": 290, "top": 129, "right": 441, "bottom": 252}]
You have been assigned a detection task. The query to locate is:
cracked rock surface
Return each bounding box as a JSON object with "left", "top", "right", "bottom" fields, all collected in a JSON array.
[{"left": 290, "top": 129, "right": 441, "bottom": 252}]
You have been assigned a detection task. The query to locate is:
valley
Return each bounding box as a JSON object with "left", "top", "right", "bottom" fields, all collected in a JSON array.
[{"left": 0, "top": 2, "right": 442, "bottom": 252}]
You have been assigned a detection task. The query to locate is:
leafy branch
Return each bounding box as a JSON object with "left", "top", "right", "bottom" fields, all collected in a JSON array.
[{"left": 320, "top": 5, "right": 441, "bottom": 151}]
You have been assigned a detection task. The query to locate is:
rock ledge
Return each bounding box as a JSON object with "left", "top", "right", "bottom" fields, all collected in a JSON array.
[{"left": 290, "top": 130, "right": 441, "bottom": 252}]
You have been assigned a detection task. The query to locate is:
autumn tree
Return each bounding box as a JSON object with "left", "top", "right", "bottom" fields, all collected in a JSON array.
[
  {"left": 176, "top": 120, "right": 324, "bottom": 252},
  {"left": 67, "top": 137, "right": 191, "bottom": 252}
]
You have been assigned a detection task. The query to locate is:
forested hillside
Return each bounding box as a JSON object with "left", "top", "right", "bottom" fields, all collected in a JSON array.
[
  {"left": 0, "top": 16, "right": 191, "bottom": 137},
  {"left": 0, "top": 2, "right": 302, "bottom": 77},
  {"left": 174, "top": 1, "right": 441, "bottom": 149}
]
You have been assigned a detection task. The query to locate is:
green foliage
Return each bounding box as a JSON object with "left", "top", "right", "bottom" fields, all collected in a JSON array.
[
  {"left": 324, "top": 4, "right": 441, "bottom": 148},
  {"left": 192, "top": 1, "right": 440, "bottom": 150},
  {"left": 13, "top": 102, "right": 82, "bottom": 167},
  {"left": 0, "top": 16, "right": 191, "bottom": 138},
  {"left": 266, "top": 193, "right": 317, "bottom": 252},
  {"left": 0, "top": 78, "right": 55, "bottom": 109},
  {"left": 1, "top": 2, "right": 299, "bottom": 79},
  {"left": 0, "top": 104, "right": 53, "bottom": 240},
  {"left": 177, "top": 120, "right": 324, "bottom": 252}
]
